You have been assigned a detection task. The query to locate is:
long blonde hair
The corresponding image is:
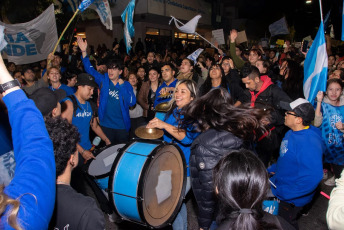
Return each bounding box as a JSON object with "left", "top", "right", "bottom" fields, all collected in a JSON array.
[{"left": 0, "top": 185, "right": 22, "bottom": 230}]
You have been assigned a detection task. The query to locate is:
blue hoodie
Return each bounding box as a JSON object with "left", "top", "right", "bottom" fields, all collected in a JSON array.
[
  {"left": 268, "top": 125, "right": 325, "bottom": 207},
  {"left": 81, "top": 56, "right": 136, "bottom": 131},
  {"left": 1, "top": 90, "right": 55, "bottom": 230}
]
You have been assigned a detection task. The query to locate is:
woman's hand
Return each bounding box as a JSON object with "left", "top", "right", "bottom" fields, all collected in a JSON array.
[
  {"left": 82, "top": 150, "right": 96, "bottom": 161},
  {"left": 316, "top": 91, "right": 324, "bottom": 102},
  {"left": 146, "top": 117, "right": 166, "bottom": 129}
]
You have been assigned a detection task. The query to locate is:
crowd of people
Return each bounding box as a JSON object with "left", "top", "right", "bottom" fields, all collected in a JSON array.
[{"left": 1, "top": 28, "right": 344, "bottom": 230}]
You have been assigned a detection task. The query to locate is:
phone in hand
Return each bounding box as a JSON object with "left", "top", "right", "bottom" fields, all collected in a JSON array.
[{"left": 302, "top": 40, "right": 309, "bottom": 53}]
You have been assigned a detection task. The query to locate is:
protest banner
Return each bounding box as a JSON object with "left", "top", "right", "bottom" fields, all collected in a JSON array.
[{"left": 0, "top": 4, "right": 58, "bottom": 64}]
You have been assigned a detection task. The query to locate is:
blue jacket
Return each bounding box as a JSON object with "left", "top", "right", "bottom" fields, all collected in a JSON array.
[
  {"left": 81, "top": 56, "right": 136, "bottom": 131},
  {"left": 163, "top": 108, "right": 200, "bottom": 176},
  {"left": 1, "top": 90, "right": 55, "bottom": 230},
  {"left": 268, "top": 125, "right": 325, "bottom": 207},
  {"left": 154, "top": 79, "right": 178, "bottom": 107}
]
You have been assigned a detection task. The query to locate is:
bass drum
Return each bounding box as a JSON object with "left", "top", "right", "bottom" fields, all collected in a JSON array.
[{"left": 108, "top": 139, "right": 186, "bottom": 228}]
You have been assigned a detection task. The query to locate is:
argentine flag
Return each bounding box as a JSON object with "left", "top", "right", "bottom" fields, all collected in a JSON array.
[
  {"left": 303, "top": 22, "right": 328, "bottom": 103},
  {"left": 121, "top": 0, "right": 136, "bottom": 54}
]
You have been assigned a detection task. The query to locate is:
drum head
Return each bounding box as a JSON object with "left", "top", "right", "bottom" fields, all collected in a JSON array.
[
  {"left": 141, "top": 144, "right": 186, "bottom": 227},
  {"left": 88, "top": 144, "right": 125, "bottom": 177}
]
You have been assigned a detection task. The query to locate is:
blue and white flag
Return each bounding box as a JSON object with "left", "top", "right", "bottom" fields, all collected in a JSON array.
[
  {"left": 121, "top": 0, "right": 135, "bottom": 54},
  {"left": 268, "top": 17, "right": 289, "bottom": 37},
  {"left": 342, "top": 0, "right": 344, "bottom": 41},
  {"left": 187, "top": 48, "right": 203, "bottom": 64},
  {"left": 303, "top": 22, "right": 328, "bottom": 103},
  {"left": 0, "top": 25, "right": 7, "bottom": 52},
  {"left": 89, "top": 0, "right": 112, "bottom": 30},
  {"left": 78, "top": 0, "right": 95, "bottom": 12}
]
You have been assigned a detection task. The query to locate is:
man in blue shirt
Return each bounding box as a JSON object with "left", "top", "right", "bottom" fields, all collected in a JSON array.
[
  {"left": 268, "top": 98, "right": 325, "bottom": 229},
  {"left": 154, "top": 63, "right": 178, "bottom": 107},
  {"left": 77, "top": 36, "right": 136, "bottom": 144}
]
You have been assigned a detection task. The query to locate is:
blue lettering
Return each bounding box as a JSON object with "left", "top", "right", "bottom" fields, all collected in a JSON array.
[
  {"left": 26, "top": 44, "right": 37, "bottom": 56},
  {"left": 12, "top": 45, "right": 25, "bottom": 56},
  {"left": 4, "top": 34, "right": 15, "bottom": 43},
  {"left": 16, "top": 32, "right": 30, "bottom": 43},
  {"left": 3, "top": 44, "right": 12, "bottom": 56}
]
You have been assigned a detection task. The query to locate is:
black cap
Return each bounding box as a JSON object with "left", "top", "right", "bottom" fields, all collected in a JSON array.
[
  {"left": 29, "top": 87, "right": 66, "bottom": 116},
  {"left": 280, "top": 98, "right": 315, "bottom": 124},
  {"left": 75, "top": 73, "right": 98, "bottom": 88}
]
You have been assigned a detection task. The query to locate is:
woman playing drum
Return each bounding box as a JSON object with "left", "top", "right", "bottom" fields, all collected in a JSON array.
[{"left": 146, "top": 79, "right": 199, "bottom": 230}]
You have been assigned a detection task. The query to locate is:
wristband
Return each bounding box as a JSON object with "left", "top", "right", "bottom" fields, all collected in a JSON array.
[{"left": 0, "top": 79, "right": 21, "bottom": 94}]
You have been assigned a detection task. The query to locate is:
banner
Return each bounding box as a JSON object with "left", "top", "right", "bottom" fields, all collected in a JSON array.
[
  {"left": 212, "top": 29, "right": 225, "bottom": 45},
  {"left": 89, "top": 0, "right": 113, "bottom": 30},
  {"left": 269, "top": 17, "right": 289, "bottom": 37},
  {"left": 0, "top": 4, "right": 58, "bottom": 65}
]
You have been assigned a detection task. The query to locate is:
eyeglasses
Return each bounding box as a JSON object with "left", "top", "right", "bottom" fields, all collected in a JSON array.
[{"left": 285, "top": 111, "right": 299, "bottom": 117}]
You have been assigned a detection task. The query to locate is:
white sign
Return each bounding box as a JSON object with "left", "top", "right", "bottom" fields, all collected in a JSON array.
[
  {"left": 0, "top": 4, "right": 58, "bottom": 65},
  {"left": 212, "top": 29, "right": 225, "bottom": 45}
]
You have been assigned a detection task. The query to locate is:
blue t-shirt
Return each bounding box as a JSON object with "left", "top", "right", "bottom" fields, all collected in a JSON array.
[
  {"left": 66, "top": 96, "right": 93, "bottom": 150},
  {"left": 154, "top": 79, "right": 178, "bottom": 107},
  {"left": 49, "top": 84, "right": 74, "bottom": 97},
  {"left": 100, "top": 82, "right": 125, "bottom": 129},
  {"left": 163, "top": 108, "right": 200, "bottom": 176}
]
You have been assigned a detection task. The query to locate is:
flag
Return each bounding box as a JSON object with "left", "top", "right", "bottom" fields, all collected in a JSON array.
[
  {"left": 303, "top": 22, "right": 328, "bottom": 103},
  {"left": 268, "top": 17, "right": 289, "bottom": 37},
  {"left": 89, "top": 0, "right": 112, "bottom": 30},
  {"left": 342, "top": 0, "right": 344, "bottom": 41},
  {"left": 169, "top": 15, "right": 201, "bottom": 34},
  {"left": 121, "top": 0, "right": 136, "bottom": 54},
  {"left": 323, "top": 9, "right": 331, "bottom": 30},
  {"left": 0, "top": 25, "right": 7, "bottom": 52},
  {"left": 0, "top": 4, "right": 59, "bottom": 65},
  {"left": 187, "top": 48, "right": 204, "bottom": 64},
  {"left": 78, "top": 0, "right": 95, "bottom": 12}
]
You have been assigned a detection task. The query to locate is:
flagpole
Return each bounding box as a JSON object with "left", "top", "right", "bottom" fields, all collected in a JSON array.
[
  {"left": 319, "top": 0, "right": 323, "bottom": 22},
  {"left": 49, "top": 9, "right": 80, "bottom": 65},
  {"left": 172, "top": 17, "right": 219, "bottom": 51}
]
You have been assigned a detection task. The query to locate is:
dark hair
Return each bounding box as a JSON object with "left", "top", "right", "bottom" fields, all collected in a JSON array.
[
  {"left": 249, "top": 48, "right": 262, "bottom": 58},
  {"left": 161, "top": 62, "right": 176, "bottom": 73},
  {"left": 128, "top": 72, "right": 142, "bottom": 92},
  {"left": 45, "top": 117, "right": 80, "bottom": 177},
  {"left": 181, "top": 88, "right": 269, "bottom": 141},
  {"left": 107, "top": 59, "right": 123, "bottom": 70},
  {"left": 281, "top": 59, "right": 304, "bottom": 99},
  {"left": 200, "top": 64, "right": 228, "bottom": 96},
  {"left": 241, "top": 64, "right": 260, "bottom": 80},
  {"left": 214, "top": 149, "right": 278, "bottom": 230},
  {"left": 148, "top": 66, "right": 160, "bottom": 75},
  {"left": 327, "top": 78, "right": 343, "bottom": 90}
]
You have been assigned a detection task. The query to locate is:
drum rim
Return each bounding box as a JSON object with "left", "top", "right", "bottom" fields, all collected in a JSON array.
[
  {"left": 107, "top": 139, "right": 164, "bottom": 223},
  {"left": 87, "top": 144, "right": 125, "bottom": 179},
  {"left": 138, "top": 141, "right": 187, "bottom": 228},
  {"left": 108, "top": 139, "right": 187, "bottom": 228}
]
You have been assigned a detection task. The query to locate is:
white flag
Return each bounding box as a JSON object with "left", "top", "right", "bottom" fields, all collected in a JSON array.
[
  {"left": 89, "top": 0, "right": 113, "bottom": 30},
  {"left": 169, "top": 15, "right": 201, "bottom": 34},
  {"left": 0, "top": 4, "right": 58, "bottom": 65}
]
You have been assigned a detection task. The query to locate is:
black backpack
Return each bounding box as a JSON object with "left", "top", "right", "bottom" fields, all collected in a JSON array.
[{"left": 67, "top": 95, "right": 98, "bottom": 119}]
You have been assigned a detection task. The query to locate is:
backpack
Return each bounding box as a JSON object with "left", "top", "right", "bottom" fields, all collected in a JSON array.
[{"left": 67, "top": 95, "right": 98, "bottom": 119}]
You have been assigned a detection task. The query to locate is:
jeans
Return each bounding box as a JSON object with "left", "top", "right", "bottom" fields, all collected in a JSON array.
[
  {"left": 172, "top": 177, "right": 191, "bottom": 230},
  {"left": 101, "top": 126, "right": 129, "bottom": 145}
]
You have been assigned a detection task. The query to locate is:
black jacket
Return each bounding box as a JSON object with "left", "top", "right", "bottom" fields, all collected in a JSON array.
[{"left": 190, "top": 129, "right": 246, "bottom": 230}]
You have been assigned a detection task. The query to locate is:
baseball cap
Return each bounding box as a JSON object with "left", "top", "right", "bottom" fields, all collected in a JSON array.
[
  {"left": 280, "top": 98, "right": 315, "bottom": 123},
  {"left": 29, "top": 87, "right": 66, "bottom": 116},
  {"left": 75, "top": 73, "right": 98, "bottom": 88}
]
